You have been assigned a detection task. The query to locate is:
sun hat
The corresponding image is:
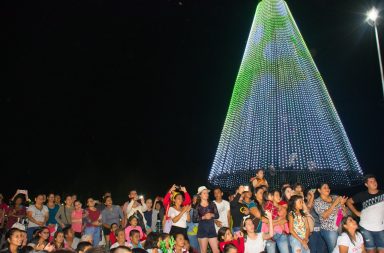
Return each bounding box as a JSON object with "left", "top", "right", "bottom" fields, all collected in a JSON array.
[{"left": 197, "top": 186, "right": 210, "bottom": 195}]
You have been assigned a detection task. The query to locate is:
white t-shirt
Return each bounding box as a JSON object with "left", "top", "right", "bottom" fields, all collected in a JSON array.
[
  {"left": 168, "top": 207, "right": 188, "bottom": 228},
  {"left": 244, "top": 233, "right": 265, "bottom": 253},
  {"left": 332, "top": 233, "right": 364, "bottom": 253},
  {"left": 213, "top": 200, "right": 230, "bottom": 232},
  {"left": 27, "top": 205, "right": 49, "bottom": 228},
  {"left": 110, "top": 242, "right": 130, "bottom": 249},
  {"left": 352, "top": 191, "right": 384, "bottom": 231}
]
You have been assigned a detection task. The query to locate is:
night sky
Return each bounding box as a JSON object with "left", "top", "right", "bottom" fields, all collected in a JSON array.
[{"left": 1, "top": 0, "right": 383, "bottom": 203}]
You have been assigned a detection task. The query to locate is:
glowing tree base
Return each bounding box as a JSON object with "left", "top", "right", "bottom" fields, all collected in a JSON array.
[{"left": 208, "top": 0, "right": 363, "bottom": 191}]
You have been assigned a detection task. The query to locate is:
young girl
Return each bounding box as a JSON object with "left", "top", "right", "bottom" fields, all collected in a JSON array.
[
  {"left": 144, "top": 232, "right": 161, "bottom": 253},
  {"left": 288, "top": 195, "right": 310, "bottom": 253},
  {"left": 333, "top": 216, "right": 365, "bottom": 253},
  {"left": 125, "top": 216, "right": 144, "bottom": 243},
  {"left": 71, "top": 200, "right": 84, "bottom": 238},
  {"left": 250, "top": 169, "right": 269, "bottom": 189},
  {"left": 173, "top": 233, "right": 189, "bottom": 253},
  {"left": 109, "top": 223, "right": 119, "bottom": 245},
  {"left": 217, "top": 227, "right": 244, "bottom": 253},
  {"left": 243, "top": 212, "right": 273, "bottom": 253}
]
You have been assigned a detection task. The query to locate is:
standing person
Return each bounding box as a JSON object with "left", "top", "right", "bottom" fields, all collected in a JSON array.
[
  {"left": 46, "top": 193, "right": 59, "bottom": 240},
  {"left": 72, "top": 200, "right": 84, "bottom": 238},
  {"left": 314, "top": 183, "right": 348, "bottom": 252},
  {"left": 124, "top": 190, "right": 147, "bottom": 232},
  {"left": 26, "top": 194, "right": 49, "bottom": 241},
  {"left": 55, "top": 195, "right": 74, "bottom": 229},
  {"left": 333, "top": 216, "right": 366, "bottom": 253},
  {"left": 192, "top": 186, "right": 220, "bottom": 253},
  {"left": 346, "top": 174, "right": 384, "bottom": 253},
  {"left": 168, "top": 191, "right": 191, "bottom": 240},
  {"left": 213, "top": 188, "right": 231, "bottom": 233},
  {"left": 84, "top": 197, "right": 102, "bottom": 247},
  {"left": 307, "top": 189, "right": 327, "bottom": 253},
  {"left": 230, "top": 186, "right": 248, "bottom": 234},
  {"left": 288, "top": 195, "right": 310, "bottom": 253},
  {"left": 101, "top": 196, "right": 124, "bottom": 247},
  {"left": 187, "top": 195, "right": 200, "bottom": 253}
]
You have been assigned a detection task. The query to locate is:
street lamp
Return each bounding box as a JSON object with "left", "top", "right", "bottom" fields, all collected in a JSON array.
[{"left": 367, "top": 8, "right": 384, "bottom": 98}]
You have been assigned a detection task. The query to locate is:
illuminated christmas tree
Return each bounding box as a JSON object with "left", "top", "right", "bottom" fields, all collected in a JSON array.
[{"left": 208, "top": 0, "right": 363, "bottom": 190}]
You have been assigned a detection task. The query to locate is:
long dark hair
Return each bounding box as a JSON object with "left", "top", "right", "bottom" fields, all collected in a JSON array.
[
  {"left": 144, "top": 232, "right": 160, "bottom": 250},
  {"left": 288, "top": 195, "right": 305, "bottom": 217},
  {"left": 217, "top": 227, "right": 230, "bottom": 242},
  {"left": 340, "top": 216, "right": 361, "bottom": 246}
]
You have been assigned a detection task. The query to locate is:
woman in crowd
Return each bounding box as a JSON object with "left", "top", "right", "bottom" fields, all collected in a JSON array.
[
  {"left": 192, "top": 186, "right": 219, "bottom": 253},
  {"left": 46, "top": 193, "right": 59, "bottom": 240},
  {"left": 333, "top": 216, "right": 366, "bottom": 253},
  {"left": 242, "top": 211, "right": 273, "bottom": 253},
  {"left": 173, "top": 233, "right": 188, "bottom": 253},
  {"left": 26, "top": 194, "right": 49, "bottom": 241},
  {"left": 111, "top": 229, "right": 130, "bottom": 249},
  {"left": 71, "top": 200, "right": 84, "bottom": 238},
  {"left": 6, "top": 195, "right": 26, "bottom": 230},
  {"left": 143, "top": 232, "right": 161, "bottom": 253},
  {"left": 55, "top": 195, "right": 74, "bottom": 229},
  {"left": 314, "top": 183, "right": 348, "bottom": 252},
  {"left": 101, "top": 196, "right": 124, "bottom": 247},
  {"left": 168, "top": 191, "right": 191, "bottom": 240},
  {"left": 84, "top": 197, "right": 102, "bottom": 247},
  {"left": 4, "top": 228, "right": 23, "bottom": 253},
  {"left": 52, "top": 230, "right": 65, "bottom": 250},
  {"left": 28, "top": 226, "right": 50, "bottom": 251}
]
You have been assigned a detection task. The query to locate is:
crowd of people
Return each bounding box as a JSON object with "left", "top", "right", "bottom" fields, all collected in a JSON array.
[{"left": 0, "top": 169, "right": 383, "bottom": 253}]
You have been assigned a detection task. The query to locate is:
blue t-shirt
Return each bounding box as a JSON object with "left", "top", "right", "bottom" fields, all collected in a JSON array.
[{"left": 47, "top": 204, "right": 60, "bottom": 225}]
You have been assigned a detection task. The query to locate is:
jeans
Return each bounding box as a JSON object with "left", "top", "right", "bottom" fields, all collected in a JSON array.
[
  {"left": 84, "top": 226, "right": 101, "bottom": 247},
  {"left": 289, "top": 236, "right": 310, "bottom": 253},
  {"left": 187, "top": 234, "right": 200, "bottom": 253},
  {"left": 308, "top": 230, "right": 326, "bottom": 253},
  {"left": 360, "top": 227, "right": 384, "bottom": 250},
  {"left": 320, "top": 230, "right": 338, "bottom": 253},
  {"left": 273, "top": 233, "right": 290, "bottom": 253},
  {"left": 265, "top": 239, "right": 276, "bottom": 253}
]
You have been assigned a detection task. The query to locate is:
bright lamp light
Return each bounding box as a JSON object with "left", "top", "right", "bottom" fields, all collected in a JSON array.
[{"left": 367, "top": 8, "right": 379, "bottom": 25}]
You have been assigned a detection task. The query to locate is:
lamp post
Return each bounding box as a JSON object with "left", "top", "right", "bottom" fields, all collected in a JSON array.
[{"left": 367, "top": 8, "right": 384, "bottom": 98}]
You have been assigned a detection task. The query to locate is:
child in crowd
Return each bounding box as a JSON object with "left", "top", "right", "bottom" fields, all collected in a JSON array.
[
  {"left": 250, "top": 169, "right": 269, "bottom": 189},
  {"left": 217, "top": 227, "right": 244, "bottom": 253},
  {"left": 333, "top": 216, "right": 365, "bottom": 253},
  {"left": 125, "top": 216, "right": 144, "bottom": 243},
  {"left": 288, "top": 195, "right": 310, "bottom": 253},
  {"left": 128, "top": 230, "right": 143, "bottom": 249},
  {"left": 109, "top": 223, "right": 119, "bottom": 245}
]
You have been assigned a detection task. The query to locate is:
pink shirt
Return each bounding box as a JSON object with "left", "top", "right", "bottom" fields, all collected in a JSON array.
[
  {"left": 71, "top": 209, "right": 83, "bottom": 233},
  {"left": 125, "top": 225, "right": 144, "bottom": 243}
]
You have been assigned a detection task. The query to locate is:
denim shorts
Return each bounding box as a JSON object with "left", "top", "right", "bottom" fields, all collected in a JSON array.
[{"left": 360, "top": 227, "right": 384, "bottom": 250}]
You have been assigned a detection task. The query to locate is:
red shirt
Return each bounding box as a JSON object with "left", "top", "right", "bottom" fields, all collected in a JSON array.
[
  {"left": 86, "top": 208, "right": 101, "bottom": 227},
  {"left": 264, "top": 201, "right": 278, "bottom": 220},
  {"left": 219, "top": 237, "right": 244, "bottom": 253}
]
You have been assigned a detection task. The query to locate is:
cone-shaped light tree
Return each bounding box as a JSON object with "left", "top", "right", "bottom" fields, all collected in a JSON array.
[{"left": 208, "top": 0, "right": 363, "bottom": 190}]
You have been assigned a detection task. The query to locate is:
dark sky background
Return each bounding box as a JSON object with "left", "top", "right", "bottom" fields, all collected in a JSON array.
[{"left": 1, "top": 0, "right": 383, "bottom": 203}]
